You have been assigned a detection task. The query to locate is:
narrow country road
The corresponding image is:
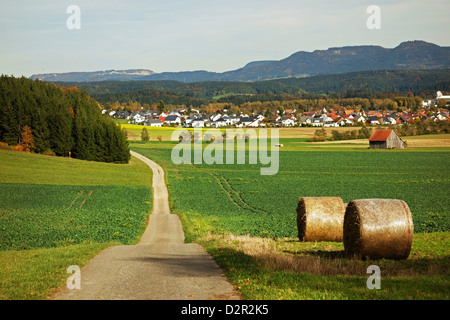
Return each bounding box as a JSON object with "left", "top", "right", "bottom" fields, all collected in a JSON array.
[{"left": 53, "top": 151, "right": 240, "bottom": 300}]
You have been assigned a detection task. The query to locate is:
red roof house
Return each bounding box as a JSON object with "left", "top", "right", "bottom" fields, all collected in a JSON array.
[{"left": 369, "top": 130, "right": 406, "bottom": 149}]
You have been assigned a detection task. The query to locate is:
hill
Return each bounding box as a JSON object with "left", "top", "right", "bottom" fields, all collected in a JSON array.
[
  {"left": 56, "top": 69, "right": 450, "bottom": 107},
  {"left": 30, "top": 41, "right": 450, "bottom": 82}
]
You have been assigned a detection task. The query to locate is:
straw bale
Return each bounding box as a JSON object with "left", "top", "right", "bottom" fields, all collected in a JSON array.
[
  {"left": 343, "top": 199, "right": 414, "bottom": 260},
  {"left": 296, "top": 197, "right": 346, "bottom": 242}
]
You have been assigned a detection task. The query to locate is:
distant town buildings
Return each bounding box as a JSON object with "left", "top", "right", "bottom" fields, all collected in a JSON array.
[{"left": 103, "top": 91, "right": 449, "bottom": 129}]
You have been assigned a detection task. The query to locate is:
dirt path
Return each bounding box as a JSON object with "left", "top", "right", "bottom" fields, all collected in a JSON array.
[{"left": 53, "top": 151, "right": 240, "bottom": 300}]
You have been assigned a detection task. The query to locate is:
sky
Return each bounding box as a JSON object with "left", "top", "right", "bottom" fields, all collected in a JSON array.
[{"left": 0, "top": 0, "right": 449, "bottom": 77}]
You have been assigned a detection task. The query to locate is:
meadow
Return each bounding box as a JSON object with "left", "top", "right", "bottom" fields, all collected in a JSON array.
[
  {"left": 1, "top": 124, "right": 448, "bottom": 300},
  {"left": 129, "top": 130, "right": 450, "bottom": 299},
  {"left": 130, "top": 139, "right": 450, "bottom": 237},
  {"left": 0, "top": 149, "right": 153, "bottom": 299}
]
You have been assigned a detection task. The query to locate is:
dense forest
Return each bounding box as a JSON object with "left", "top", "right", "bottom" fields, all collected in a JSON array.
[
  {"left": 55, "top": 69, "right": 450, "bottom": 109},
  {"left": 0, "top": 75, "right": 130, "bottom": 163}
]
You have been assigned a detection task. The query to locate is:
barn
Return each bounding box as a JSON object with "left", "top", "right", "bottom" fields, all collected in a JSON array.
[{"left": 369, "top": 130, "right": 406, "bottom": 149}]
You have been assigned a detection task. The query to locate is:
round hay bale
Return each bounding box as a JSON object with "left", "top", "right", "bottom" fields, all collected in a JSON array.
[
  {"left": 343, "top": 199, "right": 414, "bottom": 260},
  {"left": 296, "top": 197, "right": 346, "bottom": 242}
]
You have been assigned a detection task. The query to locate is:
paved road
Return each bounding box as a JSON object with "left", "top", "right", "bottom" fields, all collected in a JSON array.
[{"left": 53, "top": 151, "right": 240, "bottom": 300}]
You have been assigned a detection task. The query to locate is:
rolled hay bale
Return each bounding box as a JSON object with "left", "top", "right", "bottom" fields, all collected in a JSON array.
[
  {"left": 343, "top": 199, "right": 414, "bottom": 260},
  {"left": 296, "top": 197, "right": 346, "bottom": 242}
]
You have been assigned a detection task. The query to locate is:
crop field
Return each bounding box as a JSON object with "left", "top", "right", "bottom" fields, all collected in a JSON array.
[
  {"left": 130, "top": 140, "right": 450, "bottom": 238},
  {"left": 0, "top": 150, "right": 152, "bottom": 250},
  {"left": 0, "top": 149, "right": 153, "bottom": 299},
  {"left": 0, "top": 183, "right": 151, "bottom": 250},
  {"left": 130, "top": 136, "right": 450, "bottom": 300}
]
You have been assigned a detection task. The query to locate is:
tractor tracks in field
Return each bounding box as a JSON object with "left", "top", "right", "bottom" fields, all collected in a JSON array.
[
  {"left": 67, "top": 190, "right": 94, "bottom": 209},
  {"left": 211, "top": 173, "right": 270, "bottom": 216}
]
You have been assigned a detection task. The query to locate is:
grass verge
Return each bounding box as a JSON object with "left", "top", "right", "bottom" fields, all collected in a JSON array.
[
  {"left": 195, "top": 232, "right": 450, "bottom": 300},
  {"left": 0, "top": 242, "right": 117, "bottom": 300}
]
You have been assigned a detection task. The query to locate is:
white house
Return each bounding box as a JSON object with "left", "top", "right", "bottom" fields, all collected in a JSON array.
[
  {"left": 323, "top": 115, "right": 338, "bottom": 127},
  {"left": 339, "top": 117, "right": 353, "bottom": 126},
  {"left": 191, "top": 118, "right": 205, "bottom": 128},
  {"left": 247, "top": 118, "right": 262, "bottom": 127},
  {"left": 164, "top": 115, "right": 181, "bottom": 125},
  {"left": 300, "top": 116, "right": 312, "bottom": 126},
  {"left": 212, "top": 118, "right": 227, "bottom": 128},
  {"left": 210, "top": 114, "right": 223, "bottom": 122},
  {"left": 311, "top": 117, "right": 324, "bottom": 127},
  {"left": 226, "top": 116, "right": 240, "bottom": 126},
  {"left": 353, "top": 115, "right": 366, "bottom": 124},
  {"left": 184, "top": 117, "right": 194, "bottom": 126},
  {"left": 132, "top": 113, "right": 146, "bottom": 124},
  {"left": 239, "top": 117, "right": 253, "bottom": 127},
  {"left": 281, "top": 117, "right": 295, "bottom": 127},
  {"left": 381, "top": 116, "right": 396, "bottom": 125},
  {"left": 147, "top": 119, "right": 162, "bottom": 127}
]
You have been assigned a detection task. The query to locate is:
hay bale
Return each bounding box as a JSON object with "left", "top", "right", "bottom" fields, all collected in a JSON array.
[
  {"left": 343, "top": 199, "right": 414, "bottom": 260},
  {"left": 296, "top": 197, "right": 346, "bottom": 242}
]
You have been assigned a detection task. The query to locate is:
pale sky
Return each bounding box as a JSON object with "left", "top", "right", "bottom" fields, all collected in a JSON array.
[{"left": 0, "top": 0, "right": 449, "bottom": 77}]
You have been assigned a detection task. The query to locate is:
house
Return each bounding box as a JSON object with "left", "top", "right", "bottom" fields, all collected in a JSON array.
[
  {"left": 323, "top": 115, "right": 338, "bottom": 127},
  {"left": 280, "top": 117, "right": 294, "bottom": 127},
  {"left": 248, "top": 117, "right": 264, "bottom": 127},
  {"left": 239, "top": 116, "right": 254, "bottom": 127},
  {"left": 191, "top": 118, "right": 205, "bottom": 128},
  {"left": 436, "top": 91, "right": 450, "bottom": 105},
  {"left": 184, "top": 116, "right": 195, "bottom": 127},
  {"left": 132, "top": 112, "right": 146, "bottom": 124},
  {"left": 164, "top": 115, "right": 181, "bottom": 125},
  {"left": 300, "top": 116, "right": 312, "bottom": 126},
  {"left": 146, "top": 119, "right": 162, "bottom": 127},
  {"left": 367, "top": 115, "right": 380, "bottom": 125},
  {"left": 381, "top": 116, "right": 396, "bottom": 125},
  {"left": 212, "top": 117, "right": 227, "bottom": 128},
  {"left": 338, "top": 116, "right": 353, "bottom": 126},
  {"left": 369, "top": 130, "right": 406, "bottom": 149},
  {"left": 226, "top": 115, "right": 240, "bottom": 126},
  {"left": 353, "top": 114, "right": 366, "bottom": 125},
  {"left": 311, "top": 115, "right": 324, "bottom": 127}
]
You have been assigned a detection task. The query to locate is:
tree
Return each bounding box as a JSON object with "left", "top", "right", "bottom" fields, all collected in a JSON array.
[
  {"left": 157, "top": 100, "right": 167, "bottom": 114},
  {"left": 0, "top": 75, "right": 130, "bottom": 163},
  {"left": 141, "top": 127, "right": 149, "bottom": 142},
  {"left": 19, "top": 125, "right": 35, "bottom": 152}
]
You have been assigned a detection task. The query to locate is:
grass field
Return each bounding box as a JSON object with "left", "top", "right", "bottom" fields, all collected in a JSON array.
[
  {"left": 1, "top": 124, "right": 449, "bottom": 300},
  {"left": 0, "top": 149, "right": 153, "bottom": 299},
  {"left": 129, "top": 130, "right": 450, "bottom": 299},
  {"left": 131, "top": 140, "right": 450, "bottom": 237}
]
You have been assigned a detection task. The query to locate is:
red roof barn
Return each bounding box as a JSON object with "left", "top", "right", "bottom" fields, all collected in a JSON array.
[{"left": 369, "top": 130, "right": 406, "bottom": 149}]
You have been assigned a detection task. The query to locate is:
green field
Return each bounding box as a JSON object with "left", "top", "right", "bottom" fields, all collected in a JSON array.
[
  {"left": 1, "top": 126, "right": 449, "bottom": 300},
  {"left": 0, "top": 149, "right": 153, "bottom": 299},
  {"left": 130, "top": 140, "right": 450, "bottom": 237},
  {"left": 129, "top": 135, "right": 450, "bottom": 300}
]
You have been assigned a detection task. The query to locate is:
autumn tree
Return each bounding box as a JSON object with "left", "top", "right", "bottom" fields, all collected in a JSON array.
[{"left": 19, "top": 125, "right": 35, "bottom": 152}]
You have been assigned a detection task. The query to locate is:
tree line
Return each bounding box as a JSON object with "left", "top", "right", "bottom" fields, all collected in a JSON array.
[
  {"left": 0, "top": 75, "right": 130, "bottom": 163},
  {"left": 56, "top": 69, "right": 450, "bottom": 110}
]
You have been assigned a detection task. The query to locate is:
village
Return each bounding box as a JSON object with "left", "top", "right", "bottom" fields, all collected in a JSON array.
[{"left": 103, "top": 91, "right": 450, "bottom": 129}]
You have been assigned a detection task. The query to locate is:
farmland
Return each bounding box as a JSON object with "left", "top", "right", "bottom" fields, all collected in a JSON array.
[
  {"left": 129, "top": 130, "right": 450, "bottom": 299},
  {"left": 130, "top": 138, "right": 450, "bottom": 237},
  {"left": 0, "top": 149, "right": 152, "bottom": 299}
]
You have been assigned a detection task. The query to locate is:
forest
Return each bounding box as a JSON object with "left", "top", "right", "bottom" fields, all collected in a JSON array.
[
  {"left": 0, "top": 75, "right": 130, "bottom": 163},
  {"left": 54, "top": 69, "right": 450, "bottom": 110}
]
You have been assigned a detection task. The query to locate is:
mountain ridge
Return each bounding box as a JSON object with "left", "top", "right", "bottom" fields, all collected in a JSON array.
[{"left": 30, "top": 40, "right": 450, "bottom": 83}]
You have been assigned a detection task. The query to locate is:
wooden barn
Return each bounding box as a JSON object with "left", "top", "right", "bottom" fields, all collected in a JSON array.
[{"left": 369, "top": 130, "right": 406, "bottom": 149}]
